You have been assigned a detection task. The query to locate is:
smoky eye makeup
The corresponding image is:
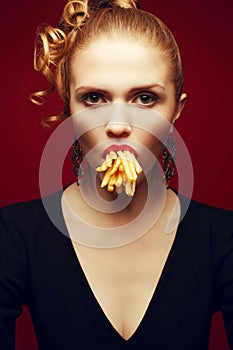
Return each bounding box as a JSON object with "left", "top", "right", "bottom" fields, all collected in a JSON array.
[
  {"left": 128, "top": 84, "right": 165, "bottom": 107},
  {"left": 74, "top": 87, "right": 110, "bottom": 107},
  {"left": 73, "top": 92, "right": 105, "bottom": 107},
  {"left": 73, "top": 85, "right": 164, "bottom": 108},
  {"left": 82, "top": 92, "right": 105, "bottom": 105},
  {"left": 133, "top": 92, "right": 160, "bottom": 106},
  {"left": 132, "top": 91, "right": 160, "bottom": 108}
]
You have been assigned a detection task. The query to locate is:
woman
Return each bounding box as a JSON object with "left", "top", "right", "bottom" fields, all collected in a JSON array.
[{"left": 0, "top": 1, "right": 232, "bottom": 349}]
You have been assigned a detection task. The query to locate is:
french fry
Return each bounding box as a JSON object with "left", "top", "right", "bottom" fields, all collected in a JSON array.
[
  {"left": 116, "top": 185, "right": 123, "bottom": 194},
  {"left": 117, "top": 151, "right": 134, "bottom": 182},
  {"left": 110, "top": 158, "right": 121, "bottom": 175},
  {"left": 125, "top": 181, "right": 135, "bottom": 197},
  {"left": 107, "top": 184, "right": 114, "bottom": 192},
  {"left": 119, "top": 164, "right": 124, "bottom": 172},
  {"left": 109, "top": 173, "right": 118, "bottom": 186},
  {"left": 96, "top": 149, "right": 143, "bottom": 196},
  {"left": 125, "top": 151, "right": 137, "bottom": 181},
  {"left": 96, "top": 163, "right": 108, "bottom": 172},
  {"left": 106, "top": 151, "right": 117, "bottom": 167},
  {"left": 132, "top": 153, "right": 142, "bottom": 175},
  {"left": 109, "top": 151, "right": 117, "bottom": 160},
  {"left": 100, "top": 167, "right": 112, "bottom": 188},
  {"left": 115, "top": 170, "right": 123, "bottom": 187}
]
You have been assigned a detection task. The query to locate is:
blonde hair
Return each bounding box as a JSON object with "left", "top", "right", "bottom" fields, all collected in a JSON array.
[{"left": 31, "top": 0, "right": 184, "bottom": 124}]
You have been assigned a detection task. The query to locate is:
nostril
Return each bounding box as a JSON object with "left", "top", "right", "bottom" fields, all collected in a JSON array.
[{"left": 106, "top": 130, "right": 130, "bottom": 138}]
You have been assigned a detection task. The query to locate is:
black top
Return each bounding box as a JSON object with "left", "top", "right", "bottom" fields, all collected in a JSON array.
[{"left": 0, "top": 191, "right": 233, "bottom": 350}]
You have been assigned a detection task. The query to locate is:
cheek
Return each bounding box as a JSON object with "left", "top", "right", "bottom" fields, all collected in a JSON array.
[
  {"left": 134, "top": 116, "right": 171, "bottom": 151},
  {"left": 76, "top": 128, "right": 104, "bottom": 157},
  {"left": 69, "top": 99, "right": 82, "bottom": 116},
  {"left": 155, "top": 102, "right": 177, "bottom": 122},
  {"left": 144, "top": 135, "right": 164, "bottom": 156},
  {"left": 78, "top": 131, "right": 97, "bottom": 149}
]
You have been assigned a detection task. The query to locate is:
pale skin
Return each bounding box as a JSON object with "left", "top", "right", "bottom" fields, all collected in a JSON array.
[{"left": 62, "top": 36, "right": 187, "bottom": 340}]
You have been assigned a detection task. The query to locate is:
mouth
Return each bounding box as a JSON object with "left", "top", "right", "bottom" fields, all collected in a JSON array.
[
  {"left": 103, "top": 144, "right": 137, "bottom": 159},
  {"left": 97, "top": 145, "right": 143, "bottom": 197}
]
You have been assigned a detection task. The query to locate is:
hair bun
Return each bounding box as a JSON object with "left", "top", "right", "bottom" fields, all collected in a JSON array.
[
  {"left": 88, "top": 0, "right": 140, "bottom": 11},
  {"left": 88, "top": 0, "right": 112, "bottom": 10},
  {"left": 113, "top": 0, "right": 140, "bottom": 9}
]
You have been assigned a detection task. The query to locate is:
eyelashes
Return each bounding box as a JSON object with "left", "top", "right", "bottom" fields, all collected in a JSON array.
[
  {"left": 133, "top": 93, "right": 159, "bottom": 106},
  {"left": 81, "top": 93, "right": 105, "bottom": 106},
  {"left": 80, "top": 92, "right": 160, "bottom": 107}
]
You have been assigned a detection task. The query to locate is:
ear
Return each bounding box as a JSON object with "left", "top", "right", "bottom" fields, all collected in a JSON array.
[{"left": 172, "top": 93, "right": 187, "bottom": 123}]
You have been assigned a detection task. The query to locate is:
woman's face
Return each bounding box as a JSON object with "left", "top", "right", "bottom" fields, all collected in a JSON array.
[{"left": 69, "top": 37, "right": 186, "bottom": 172}]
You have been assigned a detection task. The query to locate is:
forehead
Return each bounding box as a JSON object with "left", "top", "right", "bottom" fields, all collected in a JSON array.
[{"left": 70, "top": 37, "right": 171, "bottom": 89}]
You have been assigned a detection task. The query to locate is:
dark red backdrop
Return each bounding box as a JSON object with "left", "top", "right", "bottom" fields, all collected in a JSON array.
[{"left": 1, "top": 0, "right": 232, "bottom": 349}]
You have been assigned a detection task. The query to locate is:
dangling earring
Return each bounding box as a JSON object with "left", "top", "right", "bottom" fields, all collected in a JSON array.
[
  {"left": 162, "top": 137, "right": 176, "bottom": 188},
  {"left": 71, "top": 139, "right": 84, "bottom": 185}
]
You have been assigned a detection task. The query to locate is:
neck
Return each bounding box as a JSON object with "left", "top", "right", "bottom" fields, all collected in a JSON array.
[{"left": 78, "top": 165, "right": 166, "bottom": 226}]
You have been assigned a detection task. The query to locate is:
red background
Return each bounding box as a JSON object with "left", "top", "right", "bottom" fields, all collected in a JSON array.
[{"left": 1, "top": 0, "right": 233, "bottom": 349}]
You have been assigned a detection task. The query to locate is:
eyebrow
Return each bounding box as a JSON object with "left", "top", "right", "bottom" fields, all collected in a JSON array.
[
  {"left": 75, "top": 83, "right": 166, "bottom": 95},
  {"left": 75, "top": 86, "right": 110, "bottom": 95},
  {"left": 128, "top": 84, "right": 166, "bottom": 93}
]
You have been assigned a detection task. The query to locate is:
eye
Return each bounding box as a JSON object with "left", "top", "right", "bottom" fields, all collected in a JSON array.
[
  {"left": 82, "top": 93, "right": 106, "bottom": 106},
  {"left": 133, "top": 93, "right": 159, "bottom": 106}
]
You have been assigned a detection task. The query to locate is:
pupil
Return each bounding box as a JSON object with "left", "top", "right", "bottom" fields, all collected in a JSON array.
[
  {"left": 141, "top": 95, "right": 150, "bottom": 103},
  {"left": 91, "top": 94, "right": 99, "bottom": 102}
]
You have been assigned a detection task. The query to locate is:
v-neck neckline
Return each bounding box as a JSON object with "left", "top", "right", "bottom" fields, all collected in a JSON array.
[
  {"left": 69, "top": 222, "right": 183, "bottom": 342},
  {"left": 58, "top": 189, "right": 186, "bottom": 342}
]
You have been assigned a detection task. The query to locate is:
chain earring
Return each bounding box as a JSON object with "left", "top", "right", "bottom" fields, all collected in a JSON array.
[
  {"left": 162, "top": 137, "right": 176, "bottom": 188},
  {"left": 71, "top": 139, "right": 84, "bottom": 185}
]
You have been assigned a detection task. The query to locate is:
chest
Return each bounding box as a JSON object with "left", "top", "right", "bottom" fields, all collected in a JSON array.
[{"left": 71, "top": 229, "right": 176, "bottom": 340}]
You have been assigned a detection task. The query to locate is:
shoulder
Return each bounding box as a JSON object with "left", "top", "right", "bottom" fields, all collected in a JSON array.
[
  {"left": 179, "top": 194, "right": 233, "bottom": 264},
  {"left": 0, "top": 190, "right": 64, "bottom": 237},
  {"left": 179, "top": 193, "right": 233, "bottom": 229},
  {"left": 1, "top": 198, "right": 44, "bottom": 222}
]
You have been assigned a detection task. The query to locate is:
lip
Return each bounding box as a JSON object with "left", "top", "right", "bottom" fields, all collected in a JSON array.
[{"left": 103, "top": 144, "right": 138, "bottom": 158}]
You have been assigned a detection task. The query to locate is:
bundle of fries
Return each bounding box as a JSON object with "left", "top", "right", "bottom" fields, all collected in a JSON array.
[{"left": 96, "top": 150, "right": 142, "bottom": 196}]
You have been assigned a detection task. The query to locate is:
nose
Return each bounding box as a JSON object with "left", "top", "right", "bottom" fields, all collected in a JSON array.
[
  {"left": 105, "top": 104, "right": 132, "bottom": 137},
  {"left": 105, "top": 121, "right": 132, "bottom": 137}
]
